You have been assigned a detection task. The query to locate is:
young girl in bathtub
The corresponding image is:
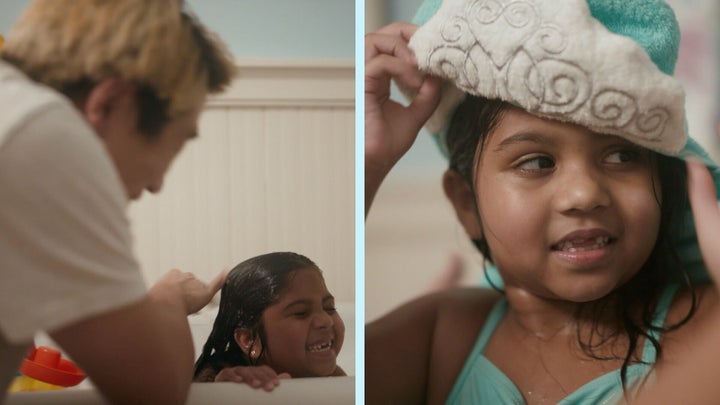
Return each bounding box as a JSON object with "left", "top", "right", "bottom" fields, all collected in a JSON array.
[
  {"left": 365, "top": 0, "right": 720, "bottom": 403},
  {"left": 193, "top": 252, "right": 345, "bottom": 391}
]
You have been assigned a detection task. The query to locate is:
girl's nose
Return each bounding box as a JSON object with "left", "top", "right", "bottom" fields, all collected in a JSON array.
[
  {"left": 312, "top": 311, "right": 334, "bottom": 328},
  {"left": 553, "top": 164, "right": 611, "bottom": 213}
]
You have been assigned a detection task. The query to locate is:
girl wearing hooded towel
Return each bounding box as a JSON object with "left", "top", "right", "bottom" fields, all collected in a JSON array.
[{"left": 365, "top": 0, "right": 720, "bottom": 403}]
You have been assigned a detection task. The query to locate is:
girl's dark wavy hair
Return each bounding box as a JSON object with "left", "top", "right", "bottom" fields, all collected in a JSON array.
[
  {"left": 192, "top": 252, "right": 318, "bottom": 380},
  {"left": 446, "top": 95, "right": 696, "bottom": 388}
]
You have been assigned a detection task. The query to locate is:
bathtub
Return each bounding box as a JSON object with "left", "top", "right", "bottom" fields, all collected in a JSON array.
[{"left": 6, "top": 302, "right": 355, "bottom": 404}]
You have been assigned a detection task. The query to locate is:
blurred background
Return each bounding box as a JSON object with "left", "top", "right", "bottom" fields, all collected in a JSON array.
[
  {"left": 1, "top": 0, "right": 354, "bottom": 59},
  {"left": 365, "top": 0, "right": 720, "bottom": 322}
]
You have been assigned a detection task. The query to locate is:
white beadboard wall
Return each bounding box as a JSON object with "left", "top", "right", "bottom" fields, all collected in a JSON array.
[{"left": 128, "top": 59, "right": 355, "bottom": 302}]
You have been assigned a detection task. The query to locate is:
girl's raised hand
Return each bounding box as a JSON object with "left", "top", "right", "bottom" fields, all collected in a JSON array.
[
  {"left": 365, "top": 22, "right": 441, "bottom": 215},
  {"left": 687, "top": 159, "right": 720, "bottom": 282},
  {"left": 214, "top": 365, "right": 291, "bottom": 392}
]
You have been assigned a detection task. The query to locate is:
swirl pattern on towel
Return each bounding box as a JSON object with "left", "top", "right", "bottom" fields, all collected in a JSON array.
[{"left": 409, "top": 0, "right": 686, "bottom": 152}]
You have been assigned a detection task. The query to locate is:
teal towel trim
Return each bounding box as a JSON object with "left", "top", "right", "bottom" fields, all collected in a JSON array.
[
  {"left": 411, "top": 0, "right": 442, "bottom": 26},
  {"left": 586, "top": 0, "right": 680, "bottom": 75}
]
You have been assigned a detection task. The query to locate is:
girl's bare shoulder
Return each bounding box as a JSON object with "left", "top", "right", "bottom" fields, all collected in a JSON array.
[
  {"left": 426, "top": 287, "right": 503, "bottom": 403},
  {"left": 365, "top": 287, "right": 502, "bottom": 404},
  {"left": 434, "top": 286, "right": 503, "bottom": 325},
  {"left": 367, "top": 286, "right": 501, "bottom": 333}
]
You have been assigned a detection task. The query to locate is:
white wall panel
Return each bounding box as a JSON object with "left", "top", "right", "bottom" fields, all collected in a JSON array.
[{"left": 129, "top": 60, "right": 354, "bottom": 302}]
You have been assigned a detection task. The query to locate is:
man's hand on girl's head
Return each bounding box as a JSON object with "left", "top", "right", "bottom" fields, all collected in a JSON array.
[{"left": 150, "top": 269, "right": 227, "bottom": 315}]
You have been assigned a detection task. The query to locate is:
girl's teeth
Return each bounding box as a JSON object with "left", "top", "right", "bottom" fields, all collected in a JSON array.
[
  {"left": 307, "top": 340, "right": 333, "bottom": 352},
  {"left": 558, "top": 236, "right": 610, "bottom": 252}
]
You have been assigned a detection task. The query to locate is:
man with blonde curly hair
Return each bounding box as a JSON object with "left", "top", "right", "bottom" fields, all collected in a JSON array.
[{"left": 0, "top": 1, "right": 237, "bottom": 403}]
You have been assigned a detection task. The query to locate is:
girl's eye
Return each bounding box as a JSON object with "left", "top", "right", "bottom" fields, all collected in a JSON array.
[
  {"left": 293, "top": 311, "right": 309, "bottom": 318},
  {"left": 324, "top": 307, "right": 337, "bottom": 314},
  {"left": 605, "top": 149, "right": 637, "bottom": 163},
  {"left": 516, "top": 155, "right": 555, "bottom": 171},
  {"left": 605, "top": 148, "right": 641, "bottom": 164}
]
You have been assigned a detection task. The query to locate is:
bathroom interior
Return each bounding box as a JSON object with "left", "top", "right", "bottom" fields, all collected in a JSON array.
[{"left": 1, "top": 0, "right": 355, "bottom": 403}]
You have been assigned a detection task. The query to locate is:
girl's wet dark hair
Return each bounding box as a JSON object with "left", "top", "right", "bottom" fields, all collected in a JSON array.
[
  {"left": 193, "top": 252, "right": 319, "bottom": 380},
  {"left": 445, "top": 94, "right": 696, "bottom": 387}
]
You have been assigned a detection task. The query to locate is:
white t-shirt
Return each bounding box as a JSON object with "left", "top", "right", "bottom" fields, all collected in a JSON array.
[{"left": 0, "top": 61, "right": 147, "bottom": 395}]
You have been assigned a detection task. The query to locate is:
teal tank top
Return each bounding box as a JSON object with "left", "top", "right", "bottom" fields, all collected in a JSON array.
[{"left": 446, "top": 285, "right": 679, "bottom": 405}]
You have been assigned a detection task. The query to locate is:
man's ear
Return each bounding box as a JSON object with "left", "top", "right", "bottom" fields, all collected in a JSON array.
[
  {"left": 82, "top": 78, "right": 134, "bottom": 136},
  {"left": 233, "top": 328, "right": 259, "bottom": 357},
  {"left": 443, "top": 169, "right": 483, "bottom": 240}
]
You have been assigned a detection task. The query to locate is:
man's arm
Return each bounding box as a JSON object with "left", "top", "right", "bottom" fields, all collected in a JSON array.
[
  {"left": 50, "top": 269, "right": 225, "bottom": 405},
  {"left": 50, "top": 296, "right": 193, "bottom": 404}
]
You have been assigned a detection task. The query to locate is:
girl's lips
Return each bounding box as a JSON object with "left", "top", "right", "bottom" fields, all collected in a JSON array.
[
  {"left": 307, "top": 341, "right": 338, "bottom": 362},
  {"left": 551, "top": 229, "right": 616, "bottom": 268},
  {"left": 551, "top": 229, "right": 615, "bottom": 251},
  {"left": 307, "top": 339, "right": 335, "bottom": 353},
  {"left": 553, "top": 244, "right": 613, "bottom": 267},
  {"left": 552, "top": 236, "right": 613, "bottom": 252}
]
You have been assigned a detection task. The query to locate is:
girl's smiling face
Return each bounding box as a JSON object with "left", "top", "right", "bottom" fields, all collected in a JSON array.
[
  {"left": 260, "top": 267, "right": 344, "bottom": 377},
  {"left": 472, "top": 107, "right": 662, "bottom": 302}
]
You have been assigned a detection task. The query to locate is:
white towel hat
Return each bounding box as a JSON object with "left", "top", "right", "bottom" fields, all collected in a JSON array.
[{"left": 407, "top": 0, "right": 687, "bottom": 156}]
